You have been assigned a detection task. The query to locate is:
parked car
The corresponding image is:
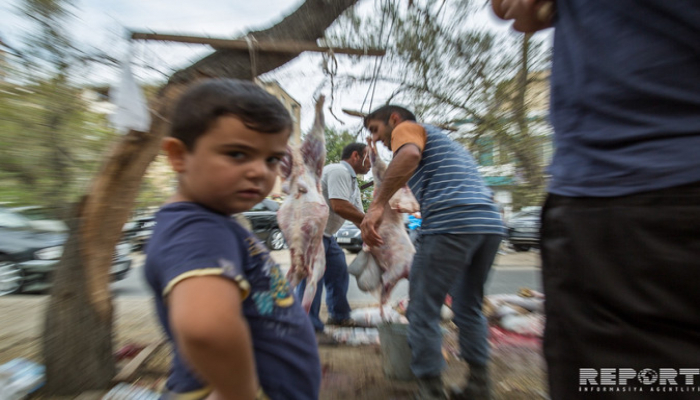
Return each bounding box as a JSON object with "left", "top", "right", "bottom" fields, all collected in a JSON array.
[
  {"left": 506, "top": 206, "right": 542, "bottom": 252},
  {"left": 335, "top": 215, "right": 414, "bottom": 254},
  {"left": 10, "top": 206, "right": 68, "bottom": 233},
  {"left": 335, "top": 221, "right": 363, "bottom": 253},
  {"left": 0, "top": 207, "right": 132, "bottom": 296},
  {"left": 126, "top": 199, "right": 288, "bottom": 252},
  {"left": 242, "top": 199, "right": 287, "bottom": 251},
  {"left": 124, "top": 215, "right": 157, "bottom": 252}
]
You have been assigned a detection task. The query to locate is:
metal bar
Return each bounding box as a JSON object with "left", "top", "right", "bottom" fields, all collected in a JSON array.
[{"left": 130, "top": 32, "right": 386, "bottom": 56}]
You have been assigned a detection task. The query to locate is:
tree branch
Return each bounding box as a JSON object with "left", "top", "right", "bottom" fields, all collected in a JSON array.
[{"left": 169, "top": 0, "right": 361, "bottom": 84}]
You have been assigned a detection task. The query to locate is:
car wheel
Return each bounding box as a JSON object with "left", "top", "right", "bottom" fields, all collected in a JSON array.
[
  {"left": 266, "top": 229, "right": 287, "bottom": 251},
  {"left": 513, "top": 244, "right": 530, "bottom": 252},
  {"left": 0, "top": 258, "right": 23, "bottom": 296}
]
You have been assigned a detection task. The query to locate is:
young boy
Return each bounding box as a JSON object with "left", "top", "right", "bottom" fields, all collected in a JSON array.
[{"left": 145, "top": 79, "right": 321, "bottom": 400}]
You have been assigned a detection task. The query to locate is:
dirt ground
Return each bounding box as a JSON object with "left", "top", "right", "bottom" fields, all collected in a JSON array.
[{"left": 0, "top": 297, "right": 547, "bottom": 399}]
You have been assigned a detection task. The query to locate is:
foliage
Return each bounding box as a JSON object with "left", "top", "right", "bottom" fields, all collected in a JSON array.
[
  {"left": 323, "top": 126, "right": 372, "bottom": 210},
  {"left": 324, "top": 127, "right": 358, "bottom": 165},
  {"left": 0, "top": 70, "right": 170, "bottom": 219},
  {"left": 0, "top": 0, "right": 115, "bottom": 218},
  {"left": 357, "top": 176, "right": 373, "bottom": 212},
  {"left": 327, "top": 0, "right": 551, "bottom": 209},
  {"left": 0, "top": 82, "right": 119, "bottom": 217}
]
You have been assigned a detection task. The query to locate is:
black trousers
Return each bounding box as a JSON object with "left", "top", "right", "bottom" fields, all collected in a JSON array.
[{"left": 541, "top": 182, "right": 700, "bottom": 399}]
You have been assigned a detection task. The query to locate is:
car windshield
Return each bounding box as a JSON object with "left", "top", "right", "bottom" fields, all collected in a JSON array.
[{"left": 0, "top": 209, "right": 32, "bottom": 229}]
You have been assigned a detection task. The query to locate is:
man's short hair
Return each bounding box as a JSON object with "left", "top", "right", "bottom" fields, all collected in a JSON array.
[
  {"left": 341, "top": 143, "right": 367, "bottom": 160},
  {"left": 363, "top": 105, "right": 416, "bottom": 127},
  {"left": 170, "top": 79, "right": 293, "bottom": 150}
]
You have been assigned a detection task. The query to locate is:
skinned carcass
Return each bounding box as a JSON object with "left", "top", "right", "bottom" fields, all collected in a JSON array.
[
  {"left": 348, "top": 142, "right": 418, "bottom": 305},
  {"left": 277, "top": 96, "right": 329, "bottom": 312}
]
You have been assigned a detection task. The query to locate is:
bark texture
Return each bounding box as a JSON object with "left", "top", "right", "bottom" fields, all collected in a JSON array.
[{"left": 42, "top": 0, "right": 359, "bottom": 394}]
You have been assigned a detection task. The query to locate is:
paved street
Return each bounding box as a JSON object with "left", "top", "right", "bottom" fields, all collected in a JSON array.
[
  {"left": 0, "top": 248, "right": 543, "bottom": 395},
  {"left": 111, "top": 249, "right": 542, "bottom": 301}
]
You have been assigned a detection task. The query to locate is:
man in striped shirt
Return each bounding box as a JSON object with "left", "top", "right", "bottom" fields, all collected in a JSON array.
[{"left": 361, "top": 105, "right": 504, "bottom": 400}]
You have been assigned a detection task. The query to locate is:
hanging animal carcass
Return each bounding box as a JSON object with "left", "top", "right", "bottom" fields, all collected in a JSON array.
[
  {"left": 348, "top": 141, "right": 418, "bottom": 305},
  {"left": 277, "top": 96, "right": 329, "bottom": 312}
]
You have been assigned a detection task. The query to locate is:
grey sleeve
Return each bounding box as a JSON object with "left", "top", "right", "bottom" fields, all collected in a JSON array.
[{"left": 325, "top": 168, "right": 354, "bottom": 202}]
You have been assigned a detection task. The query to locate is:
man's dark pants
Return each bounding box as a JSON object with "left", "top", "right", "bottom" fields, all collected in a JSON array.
[
  {"left": 541, "top": 182, "right": 700, "bottom": 399},
  {"left": 407, "top": 233, "right": 502, "bottom": 378},
  {"left": 296, "top": 236, "right": 352, "bottom": 331}
]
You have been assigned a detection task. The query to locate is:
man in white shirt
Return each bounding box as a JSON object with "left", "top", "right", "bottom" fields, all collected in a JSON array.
[{"left": 296, "top": 143, "right": 371, "bottom": 338}]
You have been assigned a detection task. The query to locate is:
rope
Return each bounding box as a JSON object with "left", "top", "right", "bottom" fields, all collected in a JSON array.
[
  {"left": 323, "top": 45, "right": 345, "bottom": 125},
  {"left": 245, "top": 34, "right": 260, "bottom": 84}
]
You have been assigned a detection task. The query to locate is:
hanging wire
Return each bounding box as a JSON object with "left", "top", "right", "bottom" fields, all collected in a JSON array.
[
  {"left": 360, "top": 0, "right": 388, "bottom": 112},
  {"left": 361, "top": 0, "right": 397, "bottom": 114},
  {"left": 355, "top": 0, "right": 397, "bottom": 142}
]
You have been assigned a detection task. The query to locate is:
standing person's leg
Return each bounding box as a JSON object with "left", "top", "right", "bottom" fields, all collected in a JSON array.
[
  {"left": 322, "top": 236, "right": 352, "bottom": 324},
  {"left": 449, "top": 234, "right": 501, "bottom": 399},
  {"left": 541, "top": 184, "right": 700, "bottom": 399},
  {"left": 408, "top": 234, "right": 479, "bottom": 397},
  {"left": 452, "top": 234, "right": 500, "bottom": 364},
  {"left": 295, "top": 276, "right": 325, "bottom": 332}
]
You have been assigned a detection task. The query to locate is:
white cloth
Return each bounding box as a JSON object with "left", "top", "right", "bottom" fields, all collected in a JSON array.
[{"left": 109, "top": 54, "right": 151, "bottom": 134}]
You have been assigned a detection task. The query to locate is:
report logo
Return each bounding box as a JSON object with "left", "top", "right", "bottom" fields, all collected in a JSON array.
[{"left": 579, "top": 368, "right": 700, "bottom": 393}]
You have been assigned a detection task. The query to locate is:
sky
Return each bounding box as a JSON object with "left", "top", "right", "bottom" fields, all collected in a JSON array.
[{"left": 0, "top": 0, "right": 524, "bottom": 134}]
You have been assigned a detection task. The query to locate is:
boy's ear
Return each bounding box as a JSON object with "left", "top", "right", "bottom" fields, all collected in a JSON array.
[{"left": 162, "top": 137, "right": 188, "bottom": 173}]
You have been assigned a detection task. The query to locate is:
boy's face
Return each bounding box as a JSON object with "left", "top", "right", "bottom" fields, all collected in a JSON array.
[{"left": 164, "top": 116, "right": 289, "bottom": 215}]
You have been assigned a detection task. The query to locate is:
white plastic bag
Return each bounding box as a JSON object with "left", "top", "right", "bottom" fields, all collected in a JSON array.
[
  {"left": 350, "top": 306, "right": 407, "bottom": 327},
  {"left": 0, "top": 359, "right": 45, "bottom": 400},
  {"left": 109, "top": 51, "right": 151, "bottom": 134}
]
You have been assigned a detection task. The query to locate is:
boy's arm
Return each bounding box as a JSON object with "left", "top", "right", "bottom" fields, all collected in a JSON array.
[{"left": 169, "top": 275, "right": 258, "bottom": 400}]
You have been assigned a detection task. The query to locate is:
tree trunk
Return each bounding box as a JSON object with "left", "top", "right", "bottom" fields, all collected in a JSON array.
[
  {"left": 42, "top": 208, "right": 115, "bottom": 393},
  {"left": 511, "top": 34, "right": 545, "bottom": 197},
  {"left": 42, "top": 83, "right": 183, "bottom": 395},
  {"left": 42, "top": 0, "right": 360, "bottom": 395}
]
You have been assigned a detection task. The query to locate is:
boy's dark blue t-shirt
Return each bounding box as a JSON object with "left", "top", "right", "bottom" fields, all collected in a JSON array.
[{"left": 144, "top": 202, "right": 320, "bottom": 399}]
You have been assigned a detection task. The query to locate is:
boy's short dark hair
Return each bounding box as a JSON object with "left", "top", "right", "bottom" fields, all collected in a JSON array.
[
  {"left": 363, "top": 105, "right": 417, "bottom": 127},
  {"left": 171, "top": 79, "right": 293, "bottom": 150},
  {"left": 341, "top": 143, "right": 367, "bottom": 160}
]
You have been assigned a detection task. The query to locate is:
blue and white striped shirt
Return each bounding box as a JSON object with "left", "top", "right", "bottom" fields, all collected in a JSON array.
[{"left": 407, "top": 124, "right": 505, "bottom": 236}]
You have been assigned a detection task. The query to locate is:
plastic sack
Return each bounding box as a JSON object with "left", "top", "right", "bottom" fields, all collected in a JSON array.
[
  {"left": 109, "top": 52, "right": 151, "bottom": 134},
  {"left": 331, "top": 327, "right": 381, "bottom": 346},
  {"left": 103, "top": 383, "right": 160, "bottom": 400},
  {"left": 499, "top": 313, "right": 545, "bottom": 338},
  {"left": 350, "top": 306, "right": 407, "bottom": 327},
  {"left": 0, "top": 359, "right": 45, "bottom": 400}
]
